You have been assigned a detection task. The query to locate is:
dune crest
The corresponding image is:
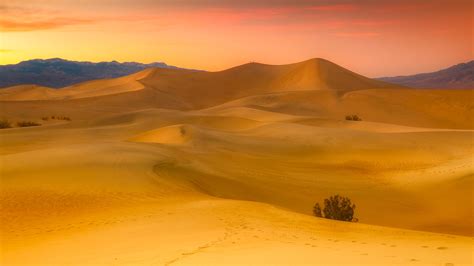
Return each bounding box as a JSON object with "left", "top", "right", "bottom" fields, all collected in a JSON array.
[{"left": 0, "top": 58, "right": 396, "bottom": 104}]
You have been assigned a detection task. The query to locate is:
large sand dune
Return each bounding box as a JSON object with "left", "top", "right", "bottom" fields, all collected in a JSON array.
[{"left": 1, "top": 59, "right": 473, "bottom": 265}]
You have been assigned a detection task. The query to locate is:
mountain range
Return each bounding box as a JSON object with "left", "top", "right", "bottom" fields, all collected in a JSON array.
[
  {"left": 0, "top": 58, "right": 473, "bottom": 89},
  {"left": 378, "top": 60, "right": 474, "bottom": 89},
  {"left": 0, "top": 58, "right": 188, "bottom": 88}
]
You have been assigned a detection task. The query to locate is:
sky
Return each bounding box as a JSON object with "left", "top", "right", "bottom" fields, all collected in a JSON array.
[{"left": 0, "top": 0, "right": 472, "bottom": 77}]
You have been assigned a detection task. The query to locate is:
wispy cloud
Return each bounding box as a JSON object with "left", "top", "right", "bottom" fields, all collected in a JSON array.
[
  {"left": 0, "top": 18, "right": 95, "bottom": 32},
  {"left": 332, "top": 32, "right": 380, "bottom": 38},
  {"left": 0, "top": 4, "right": 96, "bottom": 32},
  {"left": 307, "top": 4, "right": 357, "bottom": 12},
  {"left": 0, "top": 49, "right": 14, "bottom": 53}
]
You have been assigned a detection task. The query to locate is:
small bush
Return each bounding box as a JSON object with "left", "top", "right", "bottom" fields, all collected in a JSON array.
[
  {"left": 313, "top": 195, "right": 357, "bottom": 222},
  {"left": 49, "top": 115, "right": 71, "bottom": 121},
  {"left": 41, "top": 117, "right": 49, "bottom": 121},
  {"left": 345, "top": 115, "right": 362, "bottom": 121},
  {"left": 17, "top": 121, "right": 41, "bottom": 127},
  {"left": 0, "top": 119, "right": 12, "bottom": 129}
]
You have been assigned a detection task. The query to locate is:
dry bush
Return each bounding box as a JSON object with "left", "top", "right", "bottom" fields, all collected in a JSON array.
[
  {"left": 0, "top": 119, "right": 12, "bottom": 129},
  {"left": 49, "top": 115, "right": 71, "bottom": 121},
  {"left": 345, "top": 115, "right": 362, "bottom": 121},
  {"left": 313, "top": 195, "right": 357, "bottom": 222},
  {"left": 17, "top": 121, "right": 41, "bottom": 127}
]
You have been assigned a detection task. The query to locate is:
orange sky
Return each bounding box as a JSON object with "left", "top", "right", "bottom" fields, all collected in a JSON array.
[{"left": 0, "top": 0, "right": 472, "bottom": 77}]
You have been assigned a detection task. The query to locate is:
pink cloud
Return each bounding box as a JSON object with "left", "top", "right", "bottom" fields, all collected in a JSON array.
[
  {"left": 307, "top": 4, "right": 357, "bottom": 12},
  {"left": 332, "top": 32, "right": 380, "bottom": 38}
]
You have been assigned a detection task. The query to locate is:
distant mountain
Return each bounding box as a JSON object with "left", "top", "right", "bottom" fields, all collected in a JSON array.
[
  {"left": 0, "top": 58, "right": 191, "bottom": 88},
  {"left": 378, "top": 61, "right": 474, "bottom": 89}
]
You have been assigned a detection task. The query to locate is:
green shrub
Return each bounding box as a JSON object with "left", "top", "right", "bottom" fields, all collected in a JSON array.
[
  {"left": 17, "top": 121, "right": 41, "bottom": 127},
  {"left": 0, "top": 119, "right": 12, "bottom": 129},
  {"left": 313, "top": 195, "right": 357, "bottom": 222}
]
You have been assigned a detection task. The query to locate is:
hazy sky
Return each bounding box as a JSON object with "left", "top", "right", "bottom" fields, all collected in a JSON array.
[{"left": 0, "top": 0, "right": 472, "bottom": 77}]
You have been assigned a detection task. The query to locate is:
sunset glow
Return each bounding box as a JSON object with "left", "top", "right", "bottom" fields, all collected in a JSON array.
[{"left": 1, "top": 0, "right": 472, "bottom": 76}]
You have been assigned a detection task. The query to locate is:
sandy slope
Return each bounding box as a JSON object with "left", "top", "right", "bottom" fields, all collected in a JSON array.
[
  {"left": 1, "top": 59, "right": 473, "bottom": 265},
  {"left": 0, "top": 68, "right": 153, "bottom": 101},
  {"left": 1, "top": 132, "right": 472, "bottom": 265},
  {"left": 0, "top": 85, "right": 59, "bottom": 101}
]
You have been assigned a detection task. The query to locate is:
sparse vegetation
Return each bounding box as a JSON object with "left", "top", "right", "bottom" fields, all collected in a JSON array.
[
  {"left": 47, "top": 115, "right": 71, "bottom": 121},
  {"left": 17, "top": 121, "right": 41, "bottom": 127},
  {"left": 313, "top": 195, "right": 357, "bottom": 222},
  {"left": 41, "top": 117, "right": 49, "bottom": 121},
  {"left": 345, "top": 115, "right": 362, "bottom": 121},
  {"left": 0, "top": 119, "right": 12, "bottom": 129}
]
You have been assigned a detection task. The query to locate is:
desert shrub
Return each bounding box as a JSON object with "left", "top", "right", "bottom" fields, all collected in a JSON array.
[
  {"left": 49, "top": 115, "right": 71, "bottom": 121},
  {"left": 0, "top": 119, "right": 12, "bottom": 129},
  {"left": 345, "top": 115, "right": 362, "bottom": 121},
  {"left": 313, "top": 195, "right": 357, "bottom": 222},
  {"left": 17, "top": 121, "right": 41, "bottom": 127},
  {"left": 313, "top": 203, "right": 323, "bottom": 217},
  {"left": 41, "top": 117, "right": 49, "bottom": 121}
]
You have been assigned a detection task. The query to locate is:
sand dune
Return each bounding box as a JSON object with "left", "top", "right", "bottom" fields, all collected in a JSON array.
[
  {"left": 0, "top": 84, "right": 59, "bottom": 101},
  {"left": 0, "top": 68, "right": 153, "bottom": 101},
  {"left": 1, "top": 58, "right": 473, "bottom": 265},
  {"left": 0, "top": 58, "right": 396, "bottom": 104},
  {"left": 129, "top": 124, "right": 194, "bottom": 145}
]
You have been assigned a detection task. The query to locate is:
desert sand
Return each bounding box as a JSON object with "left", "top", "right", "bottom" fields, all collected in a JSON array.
[{"left": 1, "top": 58, "right": 473, "bottom": 265}]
